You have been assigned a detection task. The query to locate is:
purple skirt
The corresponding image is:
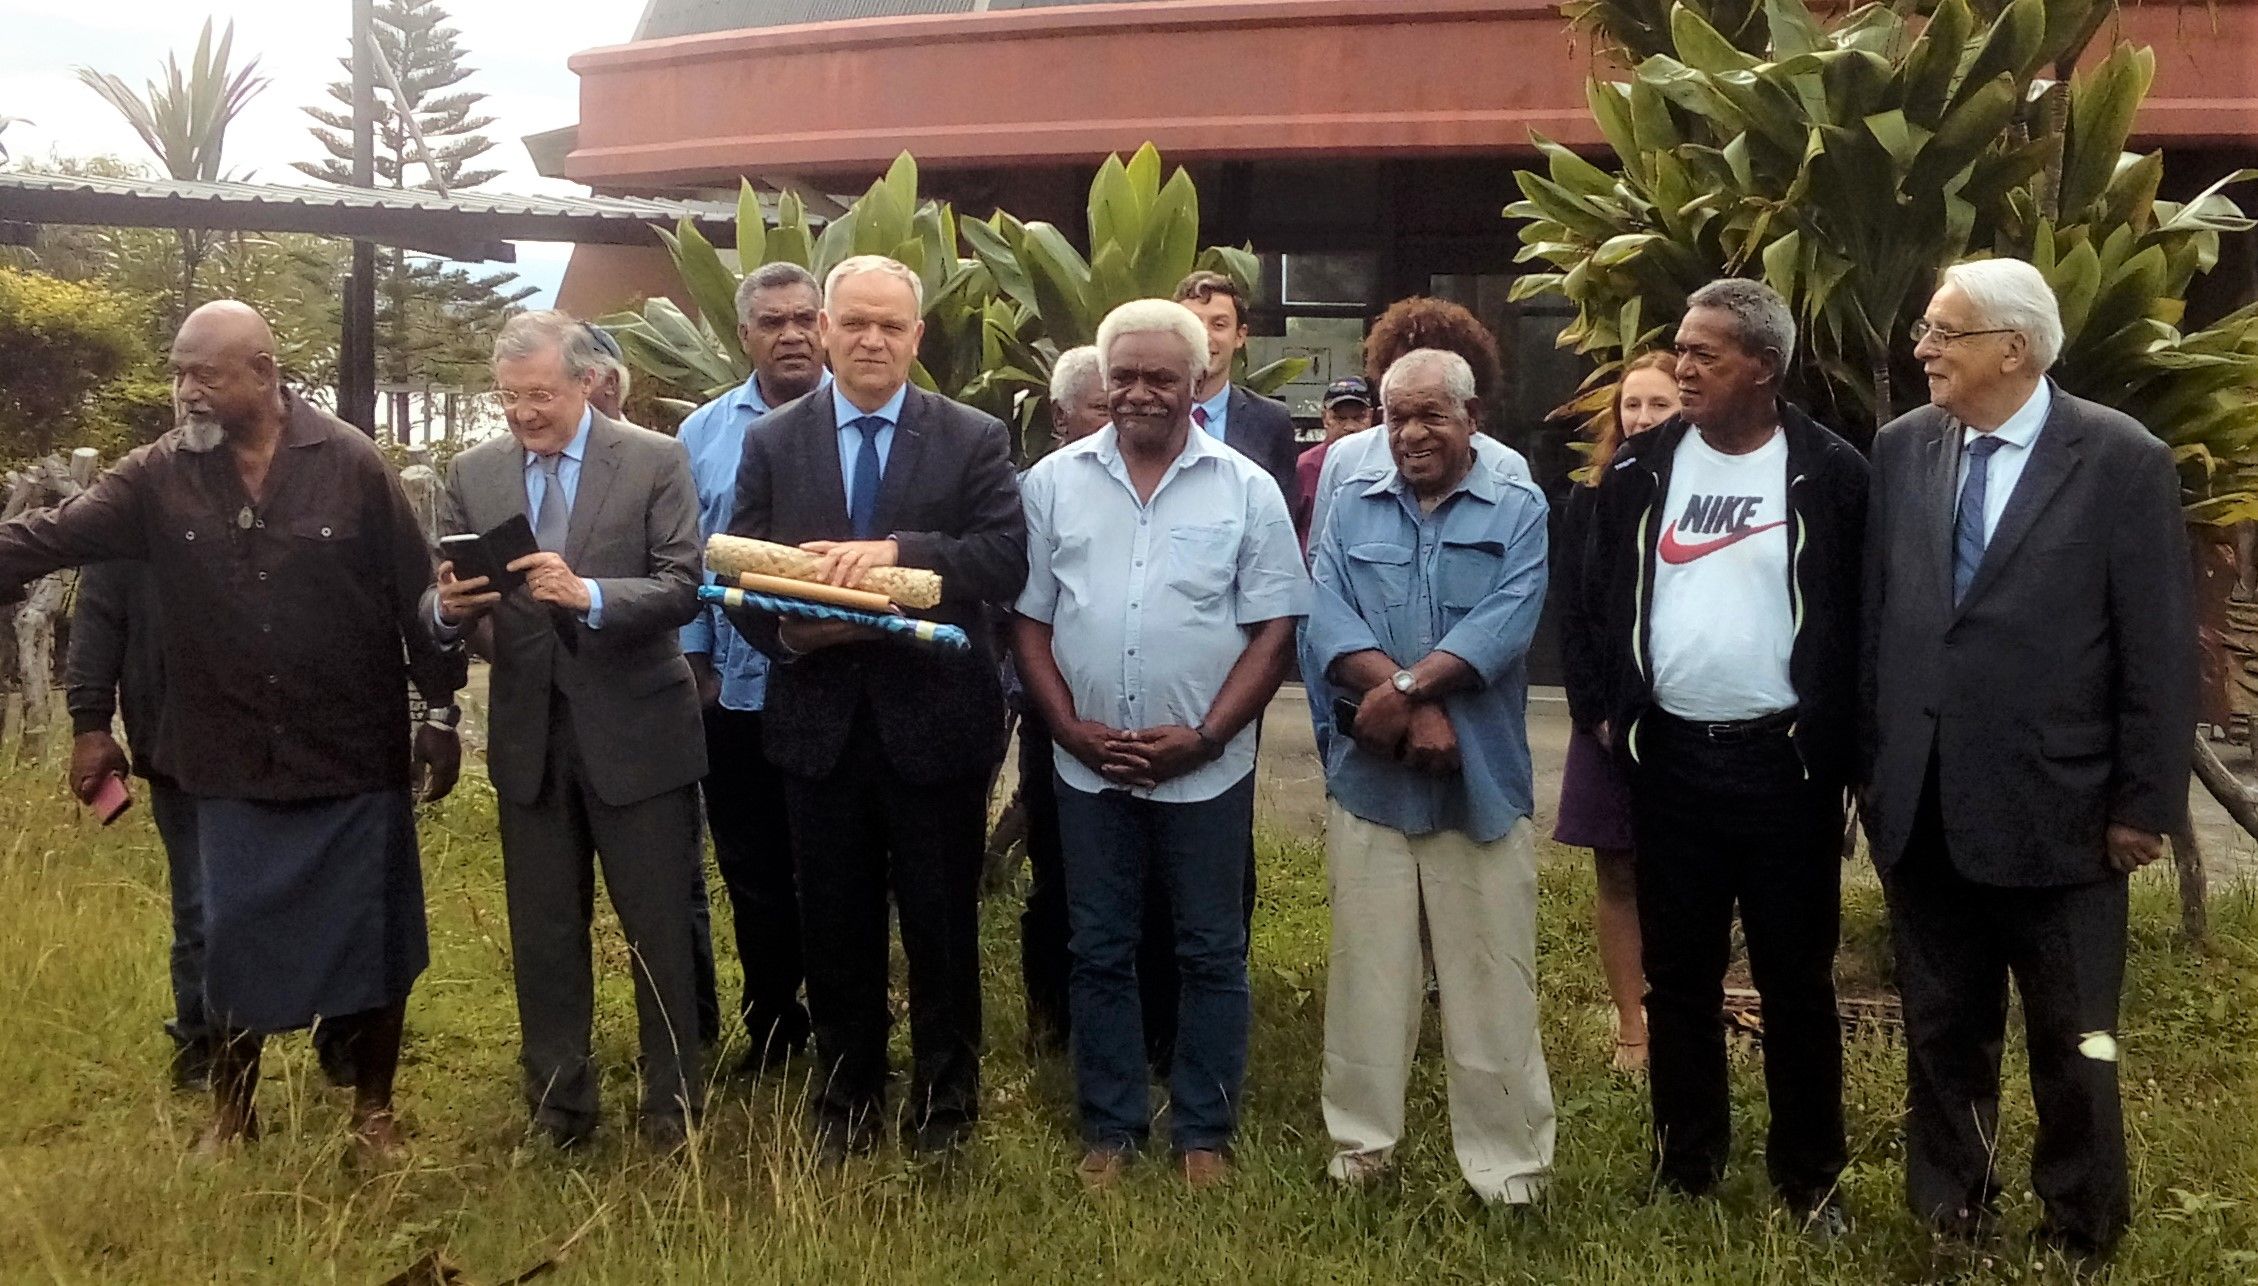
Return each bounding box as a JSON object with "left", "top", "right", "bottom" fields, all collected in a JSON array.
[{"left": 1553, "top": 725, "right": 1636, "bottom": 852}]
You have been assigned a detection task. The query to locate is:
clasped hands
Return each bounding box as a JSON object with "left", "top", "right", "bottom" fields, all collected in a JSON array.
[
  {"left": 1351, "top": 679, "right": 1460, "bottom": 776},
  {"left": 1058, "top": 721, "right": 1218, "bottom": 790},
  {"left": 436, "top": 550, "right": 589, "bottom": 623}
]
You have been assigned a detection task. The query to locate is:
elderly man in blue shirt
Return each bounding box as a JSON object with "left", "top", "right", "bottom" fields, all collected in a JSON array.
[
  {"left": 674, "top": 261, "right": 829, "bottom": 1074},
  {"left": 1303, "top": 347, "right": 1555, "bottom": 1204},
  {"left": 1012, "top": 298, "right": 1309, "bottom": 1192}
]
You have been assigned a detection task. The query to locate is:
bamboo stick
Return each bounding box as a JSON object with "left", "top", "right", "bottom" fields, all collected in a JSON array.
[{"left": 704, "top": 534, "right": 942, "bottom": 610}]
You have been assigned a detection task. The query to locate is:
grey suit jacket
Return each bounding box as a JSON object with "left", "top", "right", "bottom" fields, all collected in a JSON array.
[
  {"left": 433, "top": 413, "right": 707, "bottom": 808},
  {"left": 1862, "top": 384, "right": 2194, "bottom": 886}
]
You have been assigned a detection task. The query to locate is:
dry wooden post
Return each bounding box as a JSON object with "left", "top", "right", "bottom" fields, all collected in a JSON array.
[
  {"left": 398, "top": 463, "right": 441, "bottom": 548},
  {"left": 68, "top": 447, "right": 98, "bottom": 489}
]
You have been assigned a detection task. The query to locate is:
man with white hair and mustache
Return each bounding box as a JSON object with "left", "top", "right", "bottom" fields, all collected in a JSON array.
[{"left": 1012, "top": 299, "right": 1308, "bottom": 1191}]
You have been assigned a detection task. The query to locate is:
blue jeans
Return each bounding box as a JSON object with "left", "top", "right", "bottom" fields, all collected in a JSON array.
[{"left": 1056, "top": 772, "right": 1254, "bottom": 1154}]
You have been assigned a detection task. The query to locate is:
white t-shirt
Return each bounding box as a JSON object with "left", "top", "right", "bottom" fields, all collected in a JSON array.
[{"left": 1648, "top": 427, "right": 1797, "bottom": 722}]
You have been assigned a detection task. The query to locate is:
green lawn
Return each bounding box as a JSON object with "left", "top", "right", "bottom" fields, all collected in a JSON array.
[{"left": 2, "top": 760, "right": 2254, "bottom": 1284}]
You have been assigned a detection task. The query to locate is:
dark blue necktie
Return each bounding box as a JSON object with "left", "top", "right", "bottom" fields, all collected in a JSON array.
[
  {"left": 848, "top": 415, "right": 886, "bottom": 540},
  {"left": 1952, "top": 434, "right": 2007, "bottom": 604}
]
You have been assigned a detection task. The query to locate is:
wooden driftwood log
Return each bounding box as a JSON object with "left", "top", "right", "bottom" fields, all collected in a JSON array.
[{"left": 0, "top": 456, "right": 87, "bottom": 738}]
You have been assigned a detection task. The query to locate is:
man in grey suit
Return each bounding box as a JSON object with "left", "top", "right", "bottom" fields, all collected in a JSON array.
[
  {"left": 434, "top": 310, "right": 708, "bottom": 1152},
  {"left": 1864, "top": 259, "right": 2195, "bottom": 1257}
]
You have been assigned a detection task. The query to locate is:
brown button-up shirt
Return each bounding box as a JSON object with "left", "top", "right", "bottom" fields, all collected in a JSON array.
[{"left": 0, "top": 392, "right": 464, "bottom": 800}]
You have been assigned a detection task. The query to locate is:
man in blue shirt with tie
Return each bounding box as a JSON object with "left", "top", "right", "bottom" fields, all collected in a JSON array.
[{"left": 675, "top": 262, "right": 829, "bottom": 1075}]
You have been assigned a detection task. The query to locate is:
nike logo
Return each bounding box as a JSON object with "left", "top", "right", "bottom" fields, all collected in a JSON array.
[{"left": 1658, "top": 519, "right": 1786, "bottom": 563}]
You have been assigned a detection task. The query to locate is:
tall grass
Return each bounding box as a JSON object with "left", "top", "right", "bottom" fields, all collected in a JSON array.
[{"left": 1, "top": 758, "right": 2253, "bottom": 1283}]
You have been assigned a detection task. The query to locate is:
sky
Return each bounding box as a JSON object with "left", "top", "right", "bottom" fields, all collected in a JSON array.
[{"left": 0, "top": 0, "right": 651, "bottom": 305}]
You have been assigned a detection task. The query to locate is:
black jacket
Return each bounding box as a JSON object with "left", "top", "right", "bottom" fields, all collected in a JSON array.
[
  {"left": 1568, "top": 402, "right": 1870, "bottom": 788},
  {"left": 1862, "top": 386, "right": 2193, "bottom": 884},
  {"left": 1226, "top": 385, "right": 1302, "bottom": 514},
  {"left": 729, "top": 383, "right": 1028, "bottom": 783},
  {"left": 65, "top": 560, "right": 170, "bottom": 782}
]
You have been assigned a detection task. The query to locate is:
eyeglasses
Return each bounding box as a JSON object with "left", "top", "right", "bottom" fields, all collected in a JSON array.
[
  {"left": 494, "top": 389, "right": 561, "bottom": 409},
  {"left": 1910, "top": 319, "right": 2017, "bottom": 347}
]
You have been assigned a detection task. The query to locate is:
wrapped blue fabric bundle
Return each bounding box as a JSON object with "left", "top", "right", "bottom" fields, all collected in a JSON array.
[{"left": 697, "top": 584, "right": 972, "bottom": 653}]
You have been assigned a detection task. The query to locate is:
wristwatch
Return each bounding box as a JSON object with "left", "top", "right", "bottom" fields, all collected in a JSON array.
[
  {"left": 1391, "top": 669, "right": 1419, "bottom": 698},
  {"left": 422, "top": 703, "right": 461, "bottom": 730}
]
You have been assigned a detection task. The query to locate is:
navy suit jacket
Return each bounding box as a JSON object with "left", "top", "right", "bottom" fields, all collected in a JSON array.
[{"left": 728, "top": 383, "right": 1027, "bottom": 782}]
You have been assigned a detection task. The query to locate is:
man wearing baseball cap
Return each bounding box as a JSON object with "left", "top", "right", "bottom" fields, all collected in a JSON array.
[{"left": 1295, "top": 376, "right": 1375, "bottom": 549}]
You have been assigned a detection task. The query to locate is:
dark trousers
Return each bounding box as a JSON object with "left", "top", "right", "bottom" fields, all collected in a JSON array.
[
  {"left": 1017, "top": 713, "right": 1174, "bottom": 1055},
  {"left": 1056, "top": 772, "right": 1255, "bottom": 1154},
  {"left": 498, "top": 694, "right": 704, "bottom": 1132},
  {"left": 1628, "top": 712, "right": 1847, "bottom": 1202},
  {"left": 1885, "top": 768, "right": 2130, "bottom": 1249},
  {"left": 692, "top": 705, "right": 807, "bottom": 1057},
  {"left": 150, "top": 780, "right": 211, "bottom": 1047},
  {"left": 786, "top": 715, "right": 988, "bottom": 1144}
]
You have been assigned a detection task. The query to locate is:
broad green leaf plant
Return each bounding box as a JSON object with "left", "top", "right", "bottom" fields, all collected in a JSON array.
[
  {"left": 1511, "top": 0, "right": 2258, "bottom": 520},
  {"left": 605, "top": 145, "right": 1309, "bottom": 459}
]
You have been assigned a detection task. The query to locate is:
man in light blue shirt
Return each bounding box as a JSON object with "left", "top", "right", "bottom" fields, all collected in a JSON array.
[
  {"left": 1012, "top": 299, "right": 1308, "bottom": 1191},
  {"left": 675, "top": 261, "right": 829, "bottom": 1075},
  {"left": 1301, "top": 348, "right": 1555, "bottom": 1204}
]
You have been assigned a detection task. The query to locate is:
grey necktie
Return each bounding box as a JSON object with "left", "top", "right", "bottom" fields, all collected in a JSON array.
[{"left": 533, "top": 452, "right": 569, "bottom": 552}]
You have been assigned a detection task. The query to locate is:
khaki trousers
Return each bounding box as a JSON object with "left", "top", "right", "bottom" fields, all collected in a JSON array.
[{"left": 1320, "top": 803, "right": 1554, "bottom": 1202}]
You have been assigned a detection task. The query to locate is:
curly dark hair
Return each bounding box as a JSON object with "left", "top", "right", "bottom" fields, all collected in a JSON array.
[{"left": 1363, "top": 297, "right": 1502, "bottom": 395}]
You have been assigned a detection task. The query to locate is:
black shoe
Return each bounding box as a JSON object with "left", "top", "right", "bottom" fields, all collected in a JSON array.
[
  {"left": 905, "top": 1118, "right": 974, "bottom": 1160},
  {"left": 811, "top": 1118, "right": 880, "bottom": 1167},
  {"left": 534, "top": 1115, "right": 596, "bottom": 1152},
  {"left": 731, "top": 1031, "right": 806, "bottom": 1079},
  {"left": 638, "top": 1114, "right": 691, "bottom": 1156},
  {"left": 313, "top": 1028, "right": 358, "bottom": 1089},
  {"left": 170, "top": 1038, "right": 215, "bottom": 1092},
  {"left": 2036, "top": 1220, "right": 2119, "bottom": 1264}
]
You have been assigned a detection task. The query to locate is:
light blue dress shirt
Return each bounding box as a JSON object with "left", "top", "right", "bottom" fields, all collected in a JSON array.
[
  {"left": 1302, "top": 462, "right": 1550, "bottom": 842},
  {"left": 1193, "top": 384, "right": 1231, "bottom": 442},
  {"left": 678, "top": 370, "right": 830, "bottom": 711},
  {"left": 523, "top": 407, "right": 605, "bottom": 627},
  {"left": 1017, "top": 424, "right": 1311, "bottom": 803},
  {"left": 1955, "top": 378, "right": 2051, "bottom": 543},
  {"left": 833, "top": 382, "right": 907, "bottom": 523}
]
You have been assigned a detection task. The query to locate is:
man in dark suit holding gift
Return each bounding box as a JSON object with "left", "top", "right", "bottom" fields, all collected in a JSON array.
[
  {"left": 1864, "top": 258, "right": 2195, "bottom": 1258},
  {"left": 728, "top": 254, "right": 1027, "bottom": 1160}
]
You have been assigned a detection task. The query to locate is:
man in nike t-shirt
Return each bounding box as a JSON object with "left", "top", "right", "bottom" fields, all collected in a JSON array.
[{"left": 1568, "top": 278, "right": 1869, "bottom": 1230}]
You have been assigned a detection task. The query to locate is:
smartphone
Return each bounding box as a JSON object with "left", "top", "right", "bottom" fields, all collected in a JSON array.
[
  {"left": 1332, "top": 697, "right": 1361, "bottom": 738},
  {"left": 91, "top": 771, "right": 132, "bottom": 825}
]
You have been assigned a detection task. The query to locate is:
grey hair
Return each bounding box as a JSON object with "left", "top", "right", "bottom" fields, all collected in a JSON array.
[
  {"left": 735, "top": 261, "right": 820, "bottom": 326},
  {"left": 1942, "top": 258, "right": 2064, "bottom": 372},
  {"left": 1686, "top": 278, "right": 1797, "bottom": 368},
  {"left": 1096, "top": 299, "right": 1207, "bottom": 376},
  {"left": 1379, "top": 348, "right": 1479, "bottom": 412},
  {"left": 823, "top": 254, "right": 925, "bottom": 313},
  {"left": 494, "top": 309, "right": 605, "bottom": 378},
  {"left": 1049, "top": 345, "right": 1103, "bottom": 404}
]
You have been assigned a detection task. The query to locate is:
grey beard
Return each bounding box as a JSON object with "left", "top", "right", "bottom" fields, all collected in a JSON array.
[{"left": 176, "top": 416, "right": 225, "bottom": 453}]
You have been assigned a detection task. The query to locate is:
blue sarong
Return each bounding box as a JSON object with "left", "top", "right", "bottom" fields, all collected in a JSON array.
[{"left": 197, "top": 790, "right": 428, "bottom": 1033}]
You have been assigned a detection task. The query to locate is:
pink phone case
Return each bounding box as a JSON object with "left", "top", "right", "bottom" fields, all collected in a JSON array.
[{"left": 92, "top": 772, "right": 133, "bottom": 825}]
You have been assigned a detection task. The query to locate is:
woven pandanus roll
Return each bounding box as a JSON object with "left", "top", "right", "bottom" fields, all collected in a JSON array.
[{"left": 704, "top": 534, "right": 942, "bottom": 610}]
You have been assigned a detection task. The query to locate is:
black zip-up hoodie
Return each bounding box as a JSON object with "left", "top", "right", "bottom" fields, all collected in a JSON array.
[{"left": 1566, "top": 400, "right": 1869, "bottom": 789}]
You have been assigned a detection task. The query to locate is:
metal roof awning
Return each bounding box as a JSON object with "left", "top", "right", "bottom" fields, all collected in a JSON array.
[{"left": 0, "top": 171, "right": 745, "bottom": 263}]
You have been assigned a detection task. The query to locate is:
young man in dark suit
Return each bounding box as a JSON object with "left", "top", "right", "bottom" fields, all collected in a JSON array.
[
  {"left": 728, "top": 254, "right": 1028, "bottom": 1160},
  {"left": 1173, "top": 270, "right": 1300, "bottom": 512},
  {"left": 1864, "top": 258, "right": 2195, "bottom": 1259}
]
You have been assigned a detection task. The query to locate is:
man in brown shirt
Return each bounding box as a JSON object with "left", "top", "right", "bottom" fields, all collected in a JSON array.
[{"left": 0, "top": 301, "right": 464, "bottom": 1163}]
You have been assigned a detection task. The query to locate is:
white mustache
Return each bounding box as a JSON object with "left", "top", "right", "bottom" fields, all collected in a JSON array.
[{"left": 176, "top": 413, "right": 225, "bottom": 453}]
